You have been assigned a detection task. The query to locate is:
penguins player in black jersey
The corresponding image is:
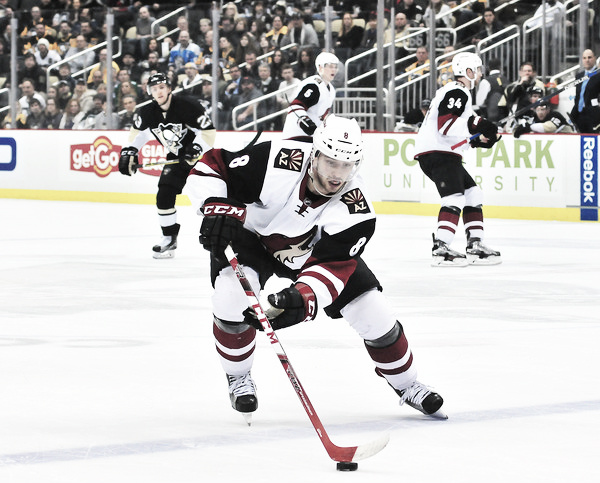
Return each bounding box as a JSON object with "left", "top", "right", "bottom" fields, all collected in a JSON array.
[{"left": 118, "top": 72, "right": 216, "bottom": 258}]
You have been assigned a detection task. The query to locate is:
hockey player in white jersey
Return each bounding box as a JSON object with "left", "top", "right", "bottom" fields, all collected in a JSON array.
[
  {"left": 414, "top": 52, "right": 502, "bottom": 267},
  {"left": 282, "top": 52, "right": 338, "bottom": 138},
  {"left": 186, "top": 115, "right": 446, "bottom": 420}
]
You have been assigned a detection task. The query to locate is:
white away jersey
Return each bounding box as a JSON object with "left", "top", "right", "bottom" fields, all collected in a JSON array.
[
  {"left": 186, "top": 138, "right": 376, "bottom": 309},
  {"left": 282, "top": 75, "right": 335, "bottom": 138},
  {"left": 414, "top": 81, "right": 474, "bottom": 157}
]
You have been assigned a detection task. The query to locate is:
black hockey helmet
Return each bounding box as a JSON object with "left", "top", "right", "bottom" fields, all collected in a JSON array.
[
  {"left": 146, "top": 72, "right": 169, "bottom": 95},
  {"left": 527, "top": 86, "right": 544, "bottom": 98}
]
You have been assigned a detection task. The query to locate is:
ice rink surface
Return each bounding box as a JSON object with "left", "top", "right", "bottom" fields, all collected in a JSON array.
[{"left": 1, "top": 199, "right": 599, "bottom": 483}]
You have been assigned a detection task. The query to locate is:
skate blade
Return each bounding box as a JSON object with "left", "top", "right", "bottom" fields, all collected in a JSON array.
[
  {"left": 152, "top": 250, "right": 175, "bottom": 259},
  {"left": 428, "top": 409, "right": 448, "bottom": 420},
  {"left": 242, "top": 412, "right": 253, "bottom": 426},
  {"left": 467, "top": 255, "right": 502, "bottom": 265},
  {"left": 431, "top": 257, "right": 468, "bottom": 267}
]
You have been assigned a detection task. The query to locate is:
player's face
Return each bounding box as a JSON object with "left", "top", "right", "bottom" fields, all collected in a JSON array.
[
  {"left": 319, "top": 63, "right": 338, "bottom": 83},
  {"left": 150, "top": 83, "right": 171, "bottom": 106},
  {"left": 310, "top": 153, "right": 356, "bottom": 196},
  {"left": 535, "top": 105, "right": 550, "bottom": 120}
]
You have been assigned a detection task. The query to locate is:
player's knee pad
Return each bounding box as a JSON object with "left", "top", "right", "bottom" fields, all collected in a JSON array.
[
  {"left": 364, "top": 321, "right": 402, "bottom": 348},
  {"left": 156, "top": 185, "right": 179, "bottom": 211},
  {"left": 340, "top": 289, "right": 397, "bottom": 341},
  {"left": 213, "top": 315, "right": 252, "bottom": 334},
  {"left": 212, "top": 265, "right": 261, "bottom": 322},
  {"left": 464, "top": 185, "right": 484, "bottom": 208},
  {"left": 440, "top": 192, "right": 465, "bottom": 211}
]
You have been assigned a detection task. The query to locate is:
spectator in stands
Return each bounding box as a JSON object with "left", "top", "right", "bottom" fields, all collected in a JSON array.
[
  {"left": 570, "top": 49, "right": 600, "bottom": 134},
  {"left": 219, "top": 15, "right": 237, "bottom": 45},
  {"left": 231, "top": 75, "right": 261, "bottom": 129},
  {"left": 132, "top": 5, "right": 156, "bottom": 59},
  {"left": 249, "top": 18, "right": 267, "bottom": 42},
  {"left": 504, "top": 61, "right": 545, "bottom": 114},
  {"left": 119, "top": 94, "right": 137, "bottom": 130},
  {"left": 65, "top": 35, "right": 95, "bottom": 72},
  {"left": 93, "top": 94, "right": 120, "bottom": 129},
  {"left": 384, "top": 11, "right": 411, "bottom": 46},
  {"left": 43, "top": 97, "right": 62, "bottom": 129},
  {"left": 240, "top": 50, "right": 259, "bottom": 79},
  {"left": 72, "top": 77, "right": 95, "bottom": 114},
  {"left": 78, "top": 20, "right": 101, "bottom": 46},
  {"left": 276, "top": 62, "right": 301, "bottom": 110},
  {"left": 224, "top": 62, "right": 242, "bottom": 97},
  {"left": 198, "top": 18, "right": 212, "bottom": 50},
  {"left": 59, "top": 97, "right": 86, "bottom": 129},
  {"left": 251, "top": 1, "right": 272, "bottom": 31},
  {"left": 86, "top": 48, "right": 120, "bottom": 85},
  {"left": 268, "top": 48, "right": 287, "bottom": 82},
  {"left": 218, "top": 35, "right": 237, "bottom": 67},
  {"left": 235, "top": 32, "right": 259, "bottom": 65},
  {"left": 18, "top": 96, "right": 46, "bottom": 129},
  {"left": 294, "top": 46, "right": 317, "bottom": 80},
  {"left": 120, "top": 52, "right": 144, "bottom": 83},
  {"left": 524, "top": 0, "right": 566, "bottom": 29},
  {"left": 18, "top": 77, "right": 46, "bottom": 116},
  {"left": 55, "top": 79, "right": 73, "bottom": 110},
  {"left": 360, "top": 12, "right": 377, "bottom": 51},
  {"left": 34, "top": 38, "right": 61, "bottom": 72},
  {"left": 55, "top": 63, "right": 77, "bottom": 91},
  {"left": 423, "top": 0, "right": 453, "bottom": 28},
  {"left": 265, "top": 15, "right": 288, "bottom": 50},
  {"left": 181, "top": 61, "right": 203, "bottom": 96},
  {"left": 398, "top": 0, "right": 425, "bottom": 27},
  {"left": 231, "top": 17, "right": 249, "bottom": 48},
  {"left": 405, "top": 46, "right": 429, "bottom": 81},
  {"left": 55, "top": 20, "right": 75, "bottom": 57},
  {"left": 335, "top": 11, "right": 364, "bottom": 53},
  {"left": 169, "top": 30, "right": 200, "bottom": 72},
  {"left": 281, "top": 13, "right": 319, "bottom": 60},
  {"left": 18, "top": 52, "right": 45, "bottom": 91},
  {"left": 139, "top": 50, "right": 167, "bottom": 79},
  {"left": 513, "top": 101, "right": 573, "bottom": 137},
  {"left": 437, "top": 45, "right": 455, "bottom": 87},
  {"left": 19, "top": 6, "right": 46, "bottom": 39},
  {"left": 471, "top": 8, "right": 505, "bottom": 45},
  {"left": 256, "top": 61, "right": 280, "bottom": 130},
  {"left": 87, "top": 69, "right": 104, "bottom": 91},
  {"left": 474, "top": 57, "right": 508, "bottom": 123},
  {"left": 115, "top": 80, "right": 139, "bottom": 110}
]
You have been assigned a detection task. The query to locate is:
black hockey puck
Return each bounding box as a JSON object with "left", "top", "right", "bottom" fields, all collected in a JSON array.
[{"left": 336, "top": 461, "right": 358, "bottom": 472}]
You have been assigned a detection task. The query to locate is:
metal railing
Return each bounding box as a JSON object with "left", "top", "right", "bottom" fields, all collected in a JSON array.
[{"left": 476, "top": 25, "right": 521, "bottom": 82}]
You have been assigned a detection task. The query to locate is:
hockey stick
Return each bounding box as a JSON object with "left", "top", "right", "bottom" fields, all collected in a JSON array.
[
  {"left": 451, "top": 68, "right": 600, "bottom": 150},
  {"left": 132, "top": 160, "right": 179, "bottom": 169},
  {"left": 224, "top": 245, "right": 390, "bottom": 463}
]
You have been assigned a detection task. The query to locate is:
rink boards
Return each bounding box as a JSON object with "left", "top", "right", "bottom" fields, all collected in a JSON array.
[{"left": 0, "top": 130, "right": 597, "bottom": 222}]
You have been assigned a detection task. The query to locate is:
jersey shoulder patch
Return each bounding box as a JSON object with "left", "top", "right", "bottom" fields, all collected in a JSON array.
[
  {"left": 273, "top": 147, "right": 304, "bottom": 172},
  {"left": 341, "top": 188, "right": 371, "bottom": 214}
]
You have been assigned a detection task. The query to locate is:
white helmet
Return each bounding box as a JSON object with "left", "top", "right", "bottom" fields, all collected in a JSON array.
[
  {"left": 309, "top": 115, "right": 363, "bottom": 195},
  {"left": 315, "top": 51, "right": 339, "bottom": 72},
  {"left": 451, "top": 52, "right": 482, "bottom": 89}
]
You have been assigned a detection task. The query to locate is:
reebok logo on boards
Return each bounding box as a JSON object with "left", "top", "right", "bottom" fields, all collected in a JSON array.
[{"left": 580, "top": 136, "right": 598, "bottom": 221}]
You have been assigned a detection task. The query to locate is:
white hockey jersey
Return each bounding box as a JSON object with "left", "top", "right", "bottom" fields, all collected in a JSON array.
[
  {"left": 282, "top": 75, "right": 336, "bottom": 138},
  {"left": 186, "top": 137, "right": 376, "bottom": 309},
  {"left": 414, "top": 81, "right": 474, "bottom": 157}
]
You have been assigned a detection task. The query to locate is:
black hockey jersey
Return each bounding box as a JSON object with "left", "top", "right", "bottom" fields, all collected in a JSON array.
[{"left": 129, "top": 94, "right": 215, "bottom": 160}]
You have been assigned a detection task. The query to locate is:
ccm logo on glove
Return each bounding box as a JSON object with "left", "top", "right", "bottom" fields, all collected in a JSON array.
[{"left": 202, "top": 202, "right": 247, "bottom": 221}]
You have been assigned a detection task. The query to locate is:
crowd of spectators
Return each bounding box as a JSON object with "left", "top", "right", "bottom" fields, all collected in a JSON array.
[{"left": 0, "top": 1, "right": 598, "bottom": 132}]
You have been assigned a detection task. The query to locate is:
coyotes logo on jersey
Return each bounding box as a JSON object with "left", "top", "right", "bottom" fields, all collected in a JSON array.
[
  {"left": 341, "top": 188, "right": 370, "bottom": 214},
  {"left": 261, "top": 226, "right": 318, "bottom": 264},
  {"left": 273, "top": 148, "right": 304, "bottom": 172}
]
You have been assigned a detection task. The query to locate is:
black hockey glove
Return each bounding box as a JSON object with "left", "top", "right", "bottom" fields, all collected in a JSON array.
[
  {"left": 513, "top": 124, "right": 532, "bottom": 139},
  {"left": 298, "top": 115, "right": 317, "bottom": 135},
  {"left": 244, "top": 282, "right": 318, "bottom": 331},
  {"left": 199, "top": 197, "right": 247, "bottom": 257},
  {"left": 467, "top": 115, "right": 498, "bottom": 140},
  {"left": 470, "top": 134, "right": 501, "bottom": 149},
  {"left": 118, "top": 147, "right": 139, "bottom": 176},
  {"left": 182, "top": 143, "right": 203, "bottom": 166}
]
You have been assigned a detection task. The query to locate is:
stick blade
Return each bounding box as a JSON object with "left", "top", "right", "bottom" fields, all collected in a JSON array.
[{"left": 350, "top": 432, "right": 390, "bottom": 461}]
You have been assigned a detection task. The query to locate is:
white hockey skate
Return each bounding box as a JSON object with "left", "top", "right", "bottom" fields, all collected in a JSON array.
[
  {"left": 227, "top": 372, "right": 258, "bottom": 425},
  {"left": 466, "top": 238, "right": 502, "bottom": 265},
  {"left": 152, "top": 235, "right": 177, "bottom": 259},
  {"left": 431, "top": 234, "right": 468, "bottom": 267},
  {"left": 397, "top": 381, "right": 447, "bottom": 419}
]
